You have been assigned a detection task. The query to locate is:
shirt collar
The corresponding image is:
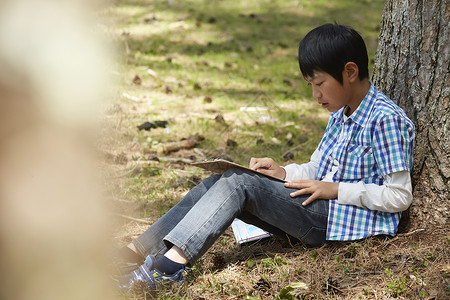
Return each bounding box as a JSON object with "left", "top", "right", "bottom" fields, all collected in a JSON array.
[{"left": 329, "top": 82, "right": 377, "bottom": 127}]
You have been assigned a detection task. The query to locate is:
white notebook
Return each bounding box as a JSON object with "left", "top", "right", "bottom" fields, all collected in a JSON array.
[{"left": 231, "top": 219, "right": 272, "bottom": 244}]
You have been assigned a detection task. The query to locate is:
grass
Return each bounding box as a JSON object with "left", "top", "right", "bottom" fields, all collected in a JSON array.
[{"left": 98, "top": 0, "right": 450, "bottom": 299}]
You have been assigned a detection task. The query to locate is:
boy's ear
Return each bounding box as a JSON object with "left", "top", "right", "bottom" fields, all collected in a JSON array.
[{"left": 343, "top": 62, "right": 359, "bottom": 83}]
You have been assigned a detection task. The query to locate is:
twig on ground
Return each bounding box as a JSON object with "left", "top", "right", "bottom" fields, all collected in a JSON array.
[
  {"left": 157, "top": 134, "right": 204, "bottom": 154},
  {"left": 398, "top": 228, "right": 425, "bottom": 236},
  {"left": 113, "top": 213, "right": 153, "bottom": 225},
  {"left": 379, "top": 228, "right": 426, "bottom": 249},
  {"left": 159, "top": 157, "right": 196, "bottom": 164}
]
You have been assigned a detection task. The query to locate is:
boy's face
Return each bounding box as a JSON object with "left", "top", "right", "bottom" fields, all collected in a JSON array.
[{"left": 304, "top": 71, "right": 351, "bottom": 113}]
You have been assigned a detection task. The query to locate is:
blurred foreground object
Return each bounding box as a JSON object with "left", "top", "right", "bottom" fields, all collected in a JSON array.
[{"left": 0, "top": 0, "right": 113, "bottom": 299}]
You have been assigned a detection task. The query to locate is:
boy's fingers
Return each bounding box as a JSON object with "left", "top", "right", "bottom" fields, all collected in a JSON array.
[
  {"left": 256, "top": 168, "right": 270, "bottom": 175},
  {"left": 285, "top": 181, "right": 301, "bottom": 188},
  {"left": 286, "top": 179, "right": 312, "bottom": 184},
  {"left": 250, "top": 160, "right": 263, "bottom": 170},
  {"left": 253, "top": 159, "right": 277, "bottom": 171},
  {"left": 249, "top": 157, "right": 258, "bottom": 169},
  {"left": 252, "top": 162, "right": 267, "bottom": 171},
  {"left": 288, "top": 187, "right": 319, "bottom": 205},
  {"left": 289, "top": 188, "right": 310, "bottom": 198},
  {"left": 302, "top": 194, "right": 318, "bottom": 206}
]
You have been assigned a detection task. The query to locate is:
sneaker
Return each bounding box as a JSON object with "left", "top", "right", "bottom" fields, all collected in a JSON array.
[{"left": 114, "top": 263, "right": 189, "bottom": 291}]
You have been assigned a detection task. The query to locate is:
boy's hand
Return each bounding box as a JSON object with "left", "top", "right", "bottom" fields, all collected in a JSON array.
[
  {"left": 249, "top": 157, "right": 286, "bottom": 180},
  {"left": 284, "top": 180, "right": 339, "bottom": 206}
]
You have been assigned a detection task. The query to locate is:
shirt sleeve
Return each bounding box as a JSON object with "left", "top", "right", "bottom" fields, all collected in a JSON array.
[
  {"left": 337, "top": 170, "right": 413, "bottom": 212},
  {"left": 372, "top": 114, "right": 414, "bottom": 175},
  {"left": 283, "top": 148, "right": 322, "bottom": 180}
]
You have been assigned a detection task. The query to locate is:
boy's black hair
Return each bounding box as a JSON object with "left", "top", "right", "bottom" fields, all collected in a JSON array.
[{"left": 298, "top": 23, "right": 369, "bottom": 84}]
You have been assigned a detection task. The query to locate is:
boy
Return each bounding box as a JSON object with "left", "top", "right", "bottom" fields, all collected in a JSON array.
[{"left": 113, "top": 23, "right": 415, "bottom": 291}]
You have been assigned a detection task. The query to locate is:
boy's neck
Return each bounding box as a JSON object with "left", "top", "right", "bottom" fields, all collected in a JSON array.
[{"left": 345, "top": 78, "right": 371, "bottom": 116}]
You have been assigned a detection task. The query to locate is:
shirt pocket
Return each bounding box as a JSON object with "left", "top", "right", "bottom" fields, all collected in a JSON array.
[
  {"left": 342, "top": 144, "right": 375, "bottom": 180},
  {"left": 347, "top": 144, "right": 373, "bottom": 157}
]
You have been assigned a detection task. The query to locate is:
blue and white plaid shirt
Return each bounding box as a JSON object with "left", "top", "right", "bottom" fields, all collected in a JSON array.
[{"left": 316, "top": 83, "right": 415, "bottom": 241}]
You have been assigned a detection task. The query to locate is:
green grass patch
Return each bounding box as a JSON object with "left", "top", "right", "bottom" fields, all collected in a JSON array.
[{"left": 94, "top": 2, "right": 450, "bottom": 300}]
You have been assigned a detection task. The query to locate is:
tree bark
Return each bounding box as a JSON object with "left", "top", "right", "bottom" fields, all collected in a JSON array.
[{"left": 372, "top": 0, "right": 449, "bottom": 228}]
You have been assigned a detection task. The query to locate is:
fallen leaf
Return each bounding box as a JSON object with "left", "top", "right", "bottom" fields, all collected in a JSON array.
[
  {"left": 283, "top": 152, "right": 294, "bottom": 161},
  {"left": 132, "top": 75, "right": 142, "bottom": 85},
  {"left": 226, "top": 139, "right": 237, "bottom": 147},
  {"left": 214, "top": 114, "right": 225, "bottom": 123},
  {"left": 137, "top": 122, "right": 156, "bottom": 131},
  {"left": 137, "top": 120, "right": 168, "bottom": 131}
]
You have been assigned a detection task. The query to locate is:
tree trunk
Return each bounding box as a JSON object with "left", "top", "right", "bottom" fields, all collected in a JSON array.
[{"left": 372, "top": 0, "right": 449, "bottom": 228}]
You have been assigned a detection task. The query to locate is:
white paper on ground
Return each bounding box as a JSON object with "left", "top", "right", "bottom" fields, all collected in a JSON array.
[{"left": 231, "top": 218, "right": 272, "bottom": 244}]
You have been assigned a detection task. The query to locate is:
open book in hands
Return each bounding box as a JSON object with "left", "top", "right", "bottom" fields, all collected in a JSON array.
[{"left": 192, "top": 159, "right": 286, "bottom": 182}]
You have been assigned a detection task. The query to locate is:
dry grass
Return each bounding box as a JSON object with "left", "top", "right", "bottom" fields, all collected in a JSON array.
[
  {"left": 112, "top": 223, "right": 448, "bottom": 299},
  {"left": 98, "top": 1, "right": 450, "bottom": 299}
]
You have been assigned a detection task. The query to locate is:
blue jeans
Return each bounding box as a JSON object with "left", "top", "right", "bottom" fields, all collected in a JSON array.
[{"left": 133, "top": 169, "right": 329, "bottom": 264}]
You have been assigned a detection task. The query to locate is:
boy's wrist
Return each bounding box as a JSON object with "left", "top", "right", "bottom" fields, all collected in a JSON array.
[{"left": 279, "top": 166, "right": 287, "bottom": 180}]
